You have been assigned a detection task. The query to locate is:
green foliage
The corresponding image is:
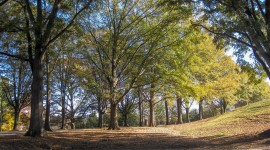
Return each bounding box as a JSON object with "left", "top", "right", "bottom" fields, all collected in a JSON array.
[{"left": 236, "top": 66, "right": 270, "bottom": 104}]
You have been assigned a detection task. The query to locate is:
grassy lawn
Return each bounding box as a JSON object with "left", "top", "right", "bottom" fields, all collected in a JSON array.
[{"left": 168, "top": 99, "right": 270, "bottom": 137}]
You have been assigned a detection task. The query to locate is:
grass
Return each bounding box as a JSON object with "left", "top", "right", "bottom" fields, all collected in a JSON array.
[{"left": 168, "top": 99, "right": 270, "bottom": 137}]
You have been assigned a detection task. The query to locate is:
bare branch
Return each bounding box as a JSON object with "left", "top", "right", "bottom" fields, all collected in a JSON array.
[{"left": 0, "top": 51, "right": 29, "bottom": 61}]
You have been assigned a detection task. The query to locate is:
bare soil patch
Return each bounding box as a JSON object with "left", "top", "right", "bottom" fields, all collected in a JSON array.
[{"left": 0, "top": 127, "right": 269, "bottom": 150}]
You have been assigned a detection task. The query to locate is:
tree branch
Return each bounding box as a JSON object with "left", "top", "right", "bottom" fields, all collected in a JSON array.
[
  {"left": 0, "top": 0, "right": 8, "bottom": 7},
  {"left": 45, "top": 0, "right": 93, "bottom": 48},
  {"left": 192, "top": 23, "right": 256, "bottom": 49},
  {"left": 24, "top": 0, "right": 35, "bottom": 24},
  {"left": 0, "top": 51, "right": 29, "bottom": 61}
]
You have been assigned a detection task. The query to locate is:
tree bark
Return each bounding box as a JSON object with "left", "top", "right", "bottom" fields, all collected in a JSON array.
[
  {"left": 108, "top": 102, "right": 119, "bottom": 130},
  {"left": 199, "top": 99, "right": 203, "bottom": 120},
  {"left": 123, "top": 113, "right": 128, "bottom": 127},
  {"left": 97, "top": 96, "right": 104, "bottom": 128},
  {"left": 165, "top": 100, "right": 169, "bottom": 125},
  {"left": 149, "top": 98, "right": 154, "bottom": 127},
  {"left": 61, "top": 95, "right": 66, "bottom": 129},
  {"left": 13, "top": 107, "right": 20, "bottom": 131},
  {"left": 222, "top": 99, "right": 227, "bottom": 113},
  {"left": 98, "top": 110, "right": 103, "bottom": 128},
  {"left": 44, "top": 54, "right": 52, "bottom": 131},
  {"left": 149, "top": 83, "right": 155, "bottom": 127},
  {"left": 70, "top": 118, "right": 75, "bottom": 129},
  {"left": 176, "top": 97, "right": 183, "bottom": 124},
  {"left": 0, "top": 97, "right": 2, "bottom": 132},
  {"left": 60, "top": 66, "right": 66, "bottom": 129},
  {"left": 185, "top": 107, "right": 190, "bottom": 123},
  {"left": 138, "top": 96, "right": 143, "bottom": 126},
  {"left": 70, "top": 94, "right": 75, "bottom": 129},
  {"left": 220, "top": 99, "right": 227, "bottom": 114},
  {"left": 25, "top": 57, "right": 44, "bottom": 137},
  {"left": 44, "top": 86, "right": 52, "bottom": 131}
]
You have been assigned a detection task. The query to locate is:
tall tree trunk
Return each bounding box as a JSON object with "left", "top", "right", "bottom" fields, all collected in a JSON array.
[
  {"left": 97, "top": 97, "right": 103, "bottom": 128},
  {"left": 185, "top": 107, "right": 190, "bottom": 123},
  {"left": 13, "top": 107, "right": 20, "bottom": 131},
  {"left": 70, "top": 95, "right": 75, "bottom": 129},
  {"left": 199, "top": 99, "right": 203, "bottom": 120},
  {"left": 124, "top": 113, "right": 128, "bottom": 127},
  {"left": 176, "top": 97, "right": 183, "bottom": 124},
  {"left": 149, "top": 99, "right": 154, "bottom": 127},
  {"left": 108, "top": 102, "right": 119, "bottom": 130},
  {"left": 44, "top": 85, "right": 52, "bottom": 131},
  {"left": 165, "top": 100, "right": 169, "bottom": 125},
  {"left": 44, "top": 54, "right": 52, "bottom": 131},
  {"left": 0, "top": 97, "right": 2, "bottom": 132},
  {"left": 60, "top": 68, "right": 66, "bottom": 129},
  {"left": 138, "top": 97, "right": 143, "bottom": 126},
  {"left": 25, "top": 57, "right": 44, "bottom": 137},
  {"left": 98, "top": 111, "right": 103, "bottom": 128},
  {"left": 149, "top": 83, "right": 155, "bottom": 127},
  {"left": 61, "top": 94, "right": 66, "bottom": 129}
]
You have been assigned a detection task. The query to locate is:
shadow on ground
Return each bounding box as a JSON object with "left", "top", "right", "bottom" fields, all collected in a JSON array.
[{"left": 0, "top": 129, "right": 269, "bottom": 150}]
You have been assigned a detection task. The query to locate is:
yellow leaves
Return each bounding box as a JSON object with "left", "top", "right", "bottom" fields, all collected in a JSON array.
[{"left": 1, "top": 113, "right": 14, "bottom": 131}]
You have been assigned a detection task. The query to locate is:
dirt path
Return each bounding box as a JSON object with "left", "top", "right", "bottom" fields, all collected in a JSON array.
[{"left": 0, "top": 127, "right": 269, "bottom": 150}]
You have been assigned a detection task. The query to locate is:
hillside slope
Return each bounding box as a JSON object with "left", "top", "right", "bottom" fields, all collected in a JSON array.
[{"left": 168, "top": 99, "right": 270, "bottom": 137}]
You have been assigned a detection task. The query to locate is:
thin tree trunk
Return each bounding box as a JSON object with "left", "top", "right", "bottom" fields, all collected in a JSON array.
[
  {"left": 44, "top": 54, "right": 52, "bottom": 131},
  {"left": 139, "top": 97, "right": 143, "bottom": 126},
  {"left": 70, "top": 95, "right": 75, "bottom": 129},
  {"left": 13, "top": 107, "right": 20, "bottom": 131},
  {"left": 61, "top": 94, "right": 66, "bottom": 129},
  {"left": 149, "top": 83, "right": 155, "bottom": 127},
  {"left": 60, "top": 66, "right": 66, "bottom": 129},
  {"left": 176, "top": 97, "right": 183, "bottom": 124},
  {"left": 44, "top": 87, "right": 52, "bottom": 131},
  {"left": 25, "top": 57, "right": 44, "bottom": 137},
  {"left": 185, "top": 107, "right": 190, "bottom": 123},
  {"left": 149, "top": 99, "right": 154, "bottom": 127},
  {"left": 0, "top": 97, "right": 2, "bottom": 132},
  {"left": 199, "top": 99, "right": 203, "bottom": 120},
  {"left": 165, "top": 100, "right": 169, "bottom": 125},
  {"left": 108, "top": 102, "right": 119, "bottom": 130},
  {"left": 223, "top": 99, "right": 227, "bottom": 113},
  {"left": 97, "top": 97, "right": 103, "bottom": 128},
  {"left": 124, "top": 113, "right": 128, "bottom": 127}
]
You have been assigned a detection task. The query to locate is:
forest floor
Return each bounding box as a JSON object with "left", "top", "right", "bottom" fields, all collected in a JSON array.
[{"left": 0, "top": 99, "right": 269, "bottom": 150}]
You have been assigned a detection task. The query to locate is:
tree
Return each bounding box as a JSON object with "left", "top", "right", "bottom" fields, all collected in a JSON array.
[
  {"left": 119, "top": 92, "right": 137, "bottom": 127},
  {"left": 82, "top": 0, "right": 186, "bottom": 130},
  {"left": 1, "top": 60, "right": 31, "bottom": 131},
  {"left": 236, "top": 65, "right": 270, "bottom": 105},
  {"left": 207, "top": 55, "right": 241, "bottom": 114},
  {"left": 0, "top": 1, "right": 95, "bottom": 136},
  {"left": 197, "top": 0, "right": 270, "bottom": 79}
]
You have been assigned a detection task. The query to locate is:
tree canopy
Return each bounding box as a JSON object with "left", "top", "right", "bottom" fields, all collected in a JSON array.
[{"left": 0, "top": 0, "right": 269, "bottom": 137}]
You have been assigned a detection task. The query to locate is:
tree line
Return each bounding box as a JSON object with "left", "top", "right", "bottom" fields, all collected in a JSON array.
[{"left": 0, "top": 0, "right": 270, "bottom": 137}]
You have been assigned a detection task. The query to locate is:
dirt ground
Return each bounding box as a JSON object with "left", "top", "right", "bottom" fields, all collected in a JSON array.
[{"left": 0, "top": 127, "right": 269, "bottom": 150}]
